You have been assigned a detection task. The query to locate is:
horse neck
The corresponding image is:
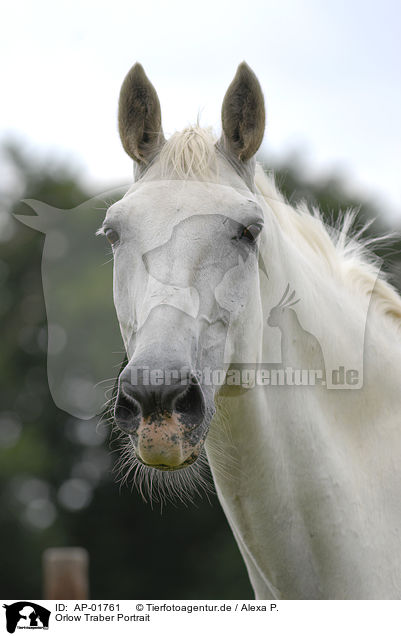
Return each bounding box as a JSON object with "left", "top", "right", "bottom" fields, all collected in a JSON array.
[{"left": 206, "top": 210, "right": 401, "bottom": 599}]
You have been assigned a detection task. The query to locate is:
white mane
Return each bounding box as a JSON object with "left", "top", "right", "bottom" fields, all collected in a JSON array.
[{"left": 254, "top": 164, "right": 401, "bottom": 332}]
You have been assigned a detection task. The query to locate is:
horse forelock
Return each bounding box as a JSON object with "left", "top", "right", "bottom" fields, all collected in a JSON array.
[{"left": 156, "top": 125, "right": 219, "bottom": 180}]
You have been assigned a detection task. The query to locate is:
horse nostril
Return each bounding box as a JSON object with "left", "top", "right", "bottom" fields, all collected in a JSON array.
[
  {"left": 120, "top": 381, "right": 142, "bottom": 416},
  {"left": 174, "top": 375, "right": 205, "bottom": 429},
  {"left": 114, "top": 382, "right": 142, "bottom": 433}
]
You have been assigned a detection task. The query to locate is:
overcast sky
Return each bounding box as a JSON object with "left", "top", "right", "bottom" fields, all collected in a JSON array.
[{"left": 1, "top": 0, "right": 400, "bottom": 219}]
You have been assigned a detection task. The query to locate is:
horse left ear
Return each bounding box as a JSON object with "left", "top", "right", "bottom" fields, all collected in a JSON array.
[
  {"left": 118, "top": 63, "right": 165, "bottom": 164},
  {"left": 220, "top": 62, "right": 265, "bottom": 162}
]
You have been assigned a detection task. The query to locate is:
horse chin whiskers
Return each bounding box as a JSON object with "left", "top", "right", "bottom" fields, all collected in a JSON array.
[
  {"left": 114, "top": 441, "right": 213, "bottom": 506},
  {"left": 111, "top": 404, "right": 216, "bottom": 506}
]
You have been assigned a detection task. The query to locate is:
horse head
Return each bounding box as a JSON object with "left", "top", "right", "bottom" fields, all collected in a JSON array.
[{"left": 101, "top": 62, "right": 266, "bottom": 473}]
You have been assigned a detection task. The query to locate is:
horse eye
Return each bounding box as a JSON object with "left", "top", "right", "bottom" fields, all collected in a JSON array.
[
  {"left": 240, "top": 223, "right": 263, "bottom": 242},
  {"left": 105, "top": 228, "right": 120, "bottom": 245}
]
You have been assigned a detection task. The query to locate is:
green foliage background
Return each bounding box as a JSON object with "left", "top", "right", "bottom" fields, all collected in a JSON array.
[{"left": 0, "top": 144, "right": 400, "bottom": 599}]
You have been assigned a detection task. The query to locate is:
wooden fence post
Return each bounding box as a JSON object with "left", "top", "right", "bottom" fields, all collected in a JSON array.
[{"left": 42, "top": 547, "right": 89, "bottom": 599}]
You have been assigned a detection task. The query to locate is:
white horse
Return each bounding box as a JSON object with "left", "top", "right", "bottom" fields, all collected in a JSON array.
[{"left": 100, "top": 62, "right": 401, "bottom": 599}]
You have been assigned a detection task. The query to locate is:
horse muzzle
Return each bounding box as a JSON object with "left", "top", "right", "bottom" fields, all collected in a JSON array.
[{"left": 114, "top": 364, "right": 207, "bottom": 469}]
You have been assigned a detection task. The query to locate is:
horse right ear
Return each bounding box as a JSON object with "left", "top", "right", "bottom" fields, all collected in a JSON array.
[{"left": 118, "top": 63, "right": 165, "bottom": 164}]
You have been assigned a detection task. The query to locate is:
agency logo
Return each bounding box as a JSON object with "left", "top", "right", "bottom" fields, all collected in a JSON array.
[{"left": 2, "top": 603, "right": 51, "bottom": 633}]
